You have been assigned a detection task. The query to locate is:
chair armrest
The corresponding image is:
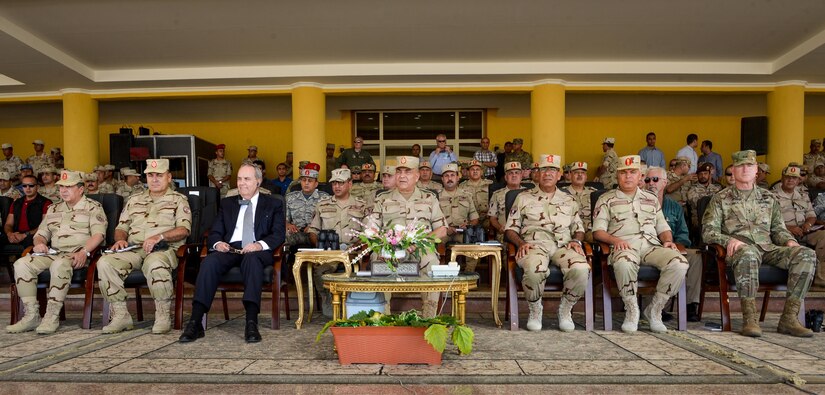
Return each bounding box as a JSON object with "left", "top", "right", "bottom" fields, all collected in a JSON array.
[
  {"left": 675, "top": 243, "right": 687, "bottom": 254},
  {"left": 271, "top": 243, "right": 285, "bottom": 260},
  {"left": 21, "top": 246, "right": 33, "bottom": 257},
  {"left": 707, "top": 243, "right": 725, "bottom": 259},
  {"left": 582, "top": 242, "right": 593, "bottom": 257}
]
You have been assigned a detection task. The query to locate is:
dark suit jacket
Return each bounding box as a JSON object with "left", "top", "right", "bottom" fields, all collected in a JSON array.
[{"left": 208, "top": 193, "right": 286, "bottom": 250}]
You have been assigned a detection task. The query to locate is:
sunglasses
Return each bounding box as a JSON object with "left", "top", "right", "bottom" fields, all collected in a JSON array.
[
  {"left": 20, "top": 184, "right": 36, "bottom": 188},
  {"left": 725, "top": 173, "right": 733, "bottom": 176},
  {"left": 436, "top": 140, "right": 446, "bottom": 143},
  {"left": 643, "top": 177, "right": 660, "bottom": 183}
]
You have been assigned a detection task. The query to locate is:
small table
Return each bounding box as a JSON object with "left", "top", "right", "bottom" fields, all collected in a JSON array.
[
  {"left": 449, "top": 244, "right": 503, "bottom": 328},
  {"left": 322, "top": 273, "right": 480, "bottom": 324},
  {"left": 293, "top": 250, "right": 352, "bottom": 329}
]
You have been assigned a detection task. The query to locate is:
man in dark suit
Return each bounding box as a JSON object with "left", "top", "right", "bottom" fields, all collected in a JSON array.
[{"left": 180, "top": 164, "right": 285, "bottom": 343}]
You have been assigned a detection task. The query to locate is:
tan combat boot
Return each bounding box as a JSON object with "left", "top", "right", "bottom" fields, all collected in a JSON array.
[
  {"left": 102, "top": 302, "right": 134, "bottom": 334},
  {"left": 557, "top": 297, "right": 576, "bottom": 332},
  {"left": 621, "top": 296, "right": 639, "bottom": 333},
  {"left": 152, "top": 299, "right": 172, "bottom": 334},
  {"left": 6, "top": 297, "right": 40, "bottom": 333},
  {"left": 35, "top": 300, "right": 63, "bottom": 334},
  {"left": 526, "top": 299, "right": 543, "bottom": 331},
  {"left": 777, "top": 297, "right": 814, "bottom": 338},
  {"left": 643, "top": 292, "right": 669, "bottom": 334},
  {"left": 740, "top": 297, "right": 762, "bottom": 337}
]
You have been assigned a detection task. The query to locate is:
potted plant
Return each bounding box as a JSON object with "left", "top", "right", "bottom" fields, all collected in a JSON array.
[
  {"left": 316, "top": 309, "right": 474, "bottom": 365},
  {"left": 347, "top": 218, "right": 441, "bottom": 275}
]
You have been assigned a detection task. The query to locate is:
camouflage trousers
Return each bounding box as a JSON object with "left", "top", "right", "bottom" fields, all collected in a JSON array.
[
  {"left": 13, "top": 253, "right": 80, "bottom": 301},
  {"left": 97, "top": 248, "right": 178, "bottom": 302},
  {"left": 685, "top": 249, "right": 703, "bottom": 304},
  {"left": 726, "top": 244, "right": 815, "bottom": 299},
  {"left": 801, "top": 230, "right": 825, "bottom": 286},
  {"left": 517, "top": 244, "right": 590, "bottom": 303},
  {"left": 446, "top": 233, "right": 478, "bottom": 273},
  {"left": 218, "top": 183, "right": 229, "bottom": 198},
  {"left": 608, "top": 239, "right": 688, "bottom": 298},
  {"left": 286, "top": 231, "right": 312, "bottom": 247}
]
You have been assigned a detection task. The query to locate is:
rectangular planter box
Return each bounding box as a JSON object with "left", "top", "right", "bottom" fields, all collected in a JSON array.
[{"left": 330, "top": 326, "right": 442, "bottom": 365}]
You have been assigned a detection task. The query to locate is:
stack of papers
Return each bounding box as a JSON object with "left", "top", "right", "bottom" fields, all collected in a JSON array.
[{"left": 430, "top": 265, "right": 460, "bottom": 277}]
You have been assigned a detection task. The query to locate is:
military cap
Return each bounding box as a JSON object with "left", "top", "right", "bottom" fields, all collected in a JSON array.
[
  {"left": 298, "top": 160, "right": 310, "bottom": 169},
  {"left": 562, "top": 164, "right": 572, "bottom": 172},
  {"left": 215, "top": 144, "right": 226, "bottom": 150},
  {"left": 812, "top": 139, "right": 821, "bottom": 146},
  {"left": 361, "top": 163, "right": 376, "bottom": 172},
  {"left": 121, "top": 168, "right": 139, "bottom": 177},
  {"left": 731, "top": 150, "right": 757, "bottom": 166},
  {"left": 396, "top": 156, "right": 419, "bottom": 169},
  {"left": 758, "top": 163, "right": 770, "bottom": 174},
  {"left": 32, "top": 139, "right": 44, "bottom": 145},
  {"left": 330, "top": 168, "right": 351, "bottom": 182},
  {"left": 383, "top": 165, "right": 396, "bottom": 174},
  {"left": 300, "top": 163, "right": 320, "bottom": 179},
  {"left": 20, "top": 164, "right": 32, "bottom": 170},
  {"left": 1, "top": 143, "right": 11, "bottom": 149},
  {"left": 697, "top": 163, "right": 714, "bottom": 173},
  {"left": 512, "top": 138, "right": 524, "bottom": 145},
  {"left": 537, "top": 154, "right": 562, "bottom": 169},
  {"left": 675, "top": 156, "right": 691, "bottom": 165},
  {"left": 83, "top": 173, "right": 98, "bottom": 182},
  {"left": 617, "top": 155, "right": 641, "bottom": 171},
  {"left": 93, "top": 165, "right": 105, "bottom": 172},
  {"left": 531, "top": 162, "right": 539, "bottom": 170},
  {"left": 144, "top": 158, "right": 170, "bottom": 174},
  {"left": 56, "top": 170, "right": 84, "bottom": 186},
  {"left": 287, "top": 151, "right": 293, "bottom": 155},
  {"left": 326, "top": 143, "right": 335, "bottom": 149},
  {"left": 248, "top": 145, "right": 258, "bottom": 151},
  {"left": 504, "top": 161, "right": 521, "bottom": 172},
  {"left": 104, "top": 164, "right": 115, "bottom": 171},
  {"left": 467, "top": 159, "right": 483, "bottom": 169},
  {"left": 50, "top": 147, "right": 61, "bottom": 153},
  {"left": 419, "top": 160, "right": 432, "bottom": 169},
  {"left": 351, "top": 165, "right": 362, "bottom": 173},
  {"left": 0, "top": 171, "right": 9, "bottom": 180},
  {"left": 441, "top": 163, "right": 460, "bottom": 174},
  {"left": 38, "top": 166, "right": 57, "bottom": 175},
  {"left": 603, "top": 137, "right": 615, "bottom": 145},
  {"left": 569, "top": 161, "right": 588, "bottom": 171},
  {"left": 783, "top": 166, "right": 801, "bottom": 178}
]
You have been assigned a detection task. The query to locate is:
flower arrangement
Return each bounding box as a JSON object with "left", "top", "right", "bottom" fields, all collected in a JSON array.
[{"left": 347, "top": 218, "right": 441, "bottom": 272}]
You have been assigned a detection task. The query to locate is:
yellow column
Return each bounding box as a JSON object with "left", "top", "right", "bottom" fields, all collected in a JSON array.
[
  {"left": 531, "top": 83, "right": 566, "bottom": 160},
  {"left": 767, "top": 83, "right": 805, "bottom": 183},
  {"left": 291, "top": 84, "right": 326, "bottom": 180},
  {"left": 62, "top": 92, "right": 99, "bottom": 172}
]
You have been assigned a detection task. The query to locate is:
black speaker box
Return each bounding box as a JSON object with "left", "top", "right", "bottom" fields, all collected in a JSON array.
[
  {"left": 109, "top": 133, "right": 132, "bottom": 169},
  {"left": 740, "top": 116, "right": 768, "bottom": 155}
]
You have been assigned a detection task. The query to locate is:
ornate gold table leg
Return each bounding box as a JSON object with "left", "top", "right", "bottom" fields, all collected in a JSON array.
[
  {"left": 458, "top": 290, "right": 467, "bottom": 324},
  {"left": 491, "top": 252, "right": 502, "bottom": 328},
  {"left": 306, "top": 263, "right": 315, "bottom": 323},
  {"left": 331, "top": 288, "right": 341, "bottom": 321},
  {"left": 293, "top": 258, "right": 306, "bottom": 329},
  {"left": 341, "top": 291, "right": 348, "bottom": 319}
]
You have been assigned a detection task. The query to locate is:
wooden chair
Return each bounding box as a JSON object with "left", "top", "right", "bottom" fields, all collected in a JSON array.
[{"left": 503, "top": 188, "right": 596, "bottom": 331}]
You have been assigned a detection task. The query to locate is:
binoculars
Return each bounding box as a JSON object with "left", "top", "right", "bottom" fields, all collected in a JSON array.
[
  {"left": 318, "top": 230, "right": 340, "bottom": 250},
  {"left": 462, "top": 225, "right": 487, "bottom": 244}
]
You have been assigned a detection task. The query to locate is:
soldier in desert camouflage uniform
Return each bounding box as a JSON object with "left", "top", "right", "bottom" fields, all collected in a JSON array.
[
  {"left": 561, "top": 161, "right": 598, "bottom": 243},
  {"left": 595, "top": 137, "right": 619, "bottom": 189},
  {"left": 37, "top": 166, "right": 60, "bottom": 203},
  {"left": 505, "top": 154, "right": 590, "bottom": 332},
  {"left": 241, "top": 145, "right": 260, "bottom": 167},
  {"left": 460, "top": 160, "right": 493, "bottom": 231},
  {"left": 0, "top": 143, "right": 23, "bottom": 182},
  {"left": 685, "top": 162, "right": 722, "bottom": 228},
  {"left": 350, "top": 163, "right": 381, "bottom": 201},
  {"left": 116, "top": 168, "right": 146, "bottom": 200},
  {"left": 0, "top": 171, "right": 22, "bottom": 200},
  {"left": 489, "top": 162, "right": 524, "bottom": 242},
  {"left": 703, "top": 150, "right": 815, "bottom": 338},
  {"left": 96, "top": 159, "right": 191, "bottom": 335},
  {"left": 439, "top": 163, "right": 479, "bottom": 272},
  {"left": 504, "top": 138, "right": 533, "bottom": 170},
  {"left": 6, "top": 170, "right": 106, "bottom": 334},
  {"left": 94, "top": 166, "right": 116, "bottom": 194},
  {"left": 207, "top": 143, "right": 233, "bottom": 197},
  {"left": 27, "top": 139, "right": 53, "bottom": 177},
  {"left": 666, "top": 156, "right": 695, "bottom": 207},
  {"left": 593, "top": 155, "right": 688, "bottom": 334},
  {"left": 83, "top": 173, "right": 100, "bottom": 194},
  {"left": 416, "top": 161, "right": 443, "bottom": 194}
]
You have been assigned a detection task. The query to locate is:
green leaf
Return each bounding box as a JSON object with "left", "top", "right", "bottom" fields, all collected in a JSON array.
[
  {"left": 452, "top": 325, "right": 475, "bottom": 355},
  {"left": 424, "top": 324, "right": 448, "bottom": 353},
  {"left": 315, "top": 320, "right": 338, "bottom": 343}
]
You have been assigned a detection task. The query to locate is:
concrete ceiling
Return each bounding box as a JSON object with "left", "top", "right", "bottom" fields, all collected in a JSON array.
[{"left": 2, "top": 0, "right": 825, "bottom": 96}]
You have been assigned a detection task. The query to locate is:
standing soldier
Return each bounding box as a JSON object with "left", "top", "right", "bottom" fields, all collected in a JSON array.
[
  {"left": 595, "top": 138, "right": 619, "bottom": 189},
  {"left": 703, "top": 151, "right": 815, "bottom": 338},
  {"left": 561, "top": 162, "right": 598, "bottom": 243},
  {"left": 27, "top": 139, "right": 53, "bottom": 176},
  {"left": 350, "top": 163, "right": 381, "bottom": 201},
  {"left": 38, "top": 166, "right": 60, "bottom": 203},
  {"left": 325, "top": 143, "right": 337, "bottom": 180},
  {"left": 505, "top": 154, "right": 590, "bottom": 332},
  {"left": 460, "top": 160, "right": 493, "bottom": 231},
  {"left": 285, "top": 163, "right": 329, "bottom": 247},
  {"left": 804, "top": 139, "right": 821, "bottom": 172},
  {"left": 417, "top": 161, "right": 443, "bottom": 193},
  {"left": 336, "top": 136, "right": 375, "bottom": 170},
  {"left": 489, "top": 162, "right": 524, "bottom": 242},
  {"left": 439, "top": 163, "right": 479, "bottom": 271},
  {"left": 504, "top": 138, "right": 533, "bottom": 170},
  {"left": 665, "top": 156, "right": 695, "bottom": 207},
  {"left": 241, "top": 145, "right": 260, "bottom": 167},
  {"left": 51, "top": 147, "right": 64, "bottom": 169},
  {"left": 593, "top": 155, "right": 689, "bottom": 333},
  {"left": 208, "top": 144, "right": 233, "bottom": 197},
  {"left": 0, "top": 143, "right": 23, "bottom": 182},
  {"left": 6, "top": 170, "right": 105, "bottom": 334},
  {"left": 116, "top": 168, "right": 146, "bottom": 200},
  {"left": 308, "top": 168, "right": 370, "bottom": 316},
  {"left": 686, "top": 162, "right": 722, "bottom": 228},
  {"left": 371, "top": 156, "right": 447, "bottom": 317},
  {"left": 96, "top": 159, "right": 191, "bottom": 334}
]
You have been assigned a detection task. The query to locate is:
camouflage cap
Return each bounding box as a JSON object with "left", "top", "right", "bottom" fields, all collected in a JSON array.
[
  {"left": 562, "top": 164, "right": 572, "bottom": 172},
  {"left": 383, "top": 165, "right": 396, "bottom": 174},
  {"left": 569, "top": 161, "right": 588, "bottom": 171},
  {"left": 94, "top": 165, "right": 105, "bottom": 172},
  {"left": 731, "top": 150, "right": 757, "bottom": 166},
  {"left": 0, "top": 171, "right": 9, "bottom": 180},
  {"left": 50, "top": 147, "right": 61, "bottom": 153},
  {"left": 330, "top": 168, "right": 351, "bottom": 182},
  {"left": 361, "top": 163, "right": 376, "bottom": 172},
  {"left": 758, "top": 163, "right": 770, "bottom": 174},
  {"left": 512, "top": 138, "right": 524, "bottom": 145},
  {"left": 419, "top": 160, "right": 431, "bottom": 169},
  {"left": 467, "top": 159, "right": 483, "bottom": 169},
  {"left": 396, "top": 156, "right": 419, "bottom": 169},
  {"left": 83, "top": 173, "right": 98, "bottom": 182},
  {"left": 38, "top": 166, "right": 57, "bottom": 175},
  {"left": 603, "top": 137, "right": 615, "bottom": 145},
  {"left": 1, "top": 143, "right": 11, "bottom": 149},
  {"left": 56, "top": 170, "right": 84, "bottom": 186},
  {"left": 442, "top": 163, "right": 459, "bottom": 174},
  {"left": 675, "top": 156, "right": 691, "bottom": 165},
  {"left": 537, "top": 154, "right": 562, "bottom": 169},
  {"left": 617, "top": 155, "right": 641, "bottom": 171},
  {"left": 144, "top": 158, "right": 170, "bottom": 174},
  {"left": 121, "top": 168, "right": 140, "bottom": 177},
  {"left": 104, "top": 164, "right": 115, "bottom": 171},
  {"left": 298, "top": 160, "right": 310, "bottom": 169},
  {"left": 32, "top": 139, "right": 44, "bottom": 145},
  {"left": 248, "top": 145, "right": 258, "bottom": 151},
  {"left": 351, "top": 165, "right": 362, "bottom": 173},
  {"left": 504, "top": 161, "right": 521, "bottom": 172},
  {"left": 783, "top": 165, "right": 801, "bottom": 178},
  {"left": 812, "top": 139, "right": 822, "bottom": 146}
]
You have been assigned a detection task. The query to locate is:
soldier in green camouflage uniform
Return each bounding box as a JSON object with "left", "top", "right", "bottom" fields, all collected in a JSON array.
[
  {"left": 416, "top": 161, "right": 443, "bottom": 194},
  {"left": 371, "top": 156, "right": 447, "bottom": 317},
  {"left": 593, "top": 154, "right": 688, "bottom": 334},
  {"left": 96, "top": 159, "right": 192, "bottom": 334},
  {"left": 666, "top": 156, "right": 695, "bottom": 207},
  {"left": 504, "top": 138, "right": 533, "bottom": 169},
  {"left": 116, "top": 168, "right": 146, "bottom": 201},
  {"left": 561, "top": 161, "right": 597, "bottom": 243},
  {"left": 27, "top": 140, "right": 54, "bottom": 177},
  {"left": 285, "top": 163, "right": 329, "bottom": 247},
  {"left": 6, "top": 170, "right": 106, "bottom": 334},
  {"left": 308, "top": 168, "right": 370, "bottom": 316},
  {"left": 506, "top": 154, "right": 590, "bottom": 332},
  {"left": 489, "top": 161, "right": 524, "bottom": 242},
  {"left": 38, "top": 166, "right": 60, "bottom": 203},
  {"left": 703, "top": 150, "right": 815, "bottom": 338},
  {"left": 1, "top": 143, "right": 23, "bottom": 182},
  {"left": 350, "top": 163, "right": 381, "bottom": 201},
  {"left": 0, "top": 171, "right": 22, "bottom": 200},
  {"left": 336, "top": 136, "right": 376, "bottom": 170},
  {"left": 595, "top": 137, "right": 619, "bottom": 189},
  {"left": 439, "top": 163, "right": 480, "bottom": 272},
  {"left": 459, "top": 159, "right": 493, "bottom": 231},
  {"left": 207, "top": 143, "right": 233, "bottom": 197},
  {"left": 686, "top": 162, "right": 722, "bottom": 228}
]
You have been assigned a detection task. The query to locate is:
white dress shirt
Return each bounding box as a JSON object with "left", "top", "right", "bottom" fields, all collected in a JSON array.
[
  {"left": 676, "top": 145, "right": 698, "bottom": 174},
  {"left": 217, "top": 192, "right": 270, "bottom": 250}
]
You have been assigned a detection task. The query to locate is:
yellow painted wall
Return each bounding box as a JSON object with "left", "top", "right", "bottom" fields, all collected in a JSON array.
[
  {"left": 486, "top": 109, "right": 532, "bottom": 153},
  {"left": 0, "top": 126, "right": 63, "bottom": 160},
  {"left": 805, "top": 116, "right": 825, "bottom": 143}
]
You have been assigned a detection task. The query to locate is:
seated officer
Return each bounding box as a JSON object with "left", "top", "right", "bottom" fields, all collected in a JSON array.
[
  {"left": 593, "top": 155, "right": 689, "bottom": 334},
  {"left": 6, "top": 170, "right": 105, "bottom": 334},
  {"left": 285, "top": 163, "right": 329, "bottom": 248},
  {"left": 350, "top": 163, "right": 380, "bottom": 200},
  {"left": 439, "top": 163, "right": 479, "bottom": 271},
  {"left": 505, "top": 154, "right": 589, "bottom": 332},
  {"left": 2, "top": 174, "right": 51, "bottom": 249},
  {"left": 116, "top": 168, "right": 146, "bottom": 200},
  {"left": 560, "top": 162, "right": 597, "bottom": 243},
  {"left": 83, "top": 173, "right": 100, "bottom": 194},
  {"left": 686, "top": 162, "right": 723, "bottom": 229},
  {"left": 417, "top": 161, "right": 443, "bottom": 193},
  {"left": 308, "top": 168, "right": 370, "bottom": 316},
  {"left": 488, "top": 162, "right": 523, "bottom": 242},
  {"left": 38, "top": 166, "right": 60, "bottom": 203},
  {"left": 460, "top": 160, "right": 493, "bottom": 231},
  {"left": 96, "top": 159, "right": 192, "bottom": 334}
]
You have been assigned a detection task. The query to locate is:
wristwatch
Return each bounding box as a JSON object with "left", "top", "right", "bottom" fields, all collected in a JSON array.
[{"left": 82, "top": 248, "right": 90, "bottom": 257}]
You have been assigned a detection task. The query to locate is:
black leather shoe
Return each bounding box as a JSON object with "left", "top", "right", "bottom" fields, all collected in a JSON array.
[
  {"left": 813, "top": 310, "right": 824, "bottom": 333},
  {"left": 687, "top": 303, "right": 701, "bottom": 322},
  {"left": 179, "top": 320, "right": 205, "bottom": 343},
  {"left": 245, "top": 320, "right": 262, "bottom": 343},
  {"left": 661, "top": 311, "right": 673, "bottom": 322}
]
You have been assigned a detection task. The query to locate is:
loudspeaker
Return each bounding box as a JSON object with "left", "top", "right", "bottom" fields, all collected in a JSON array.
[
  {"left": 740, "top": 116, "right": 768, "bottom": 155},
  {"left": 138, "top": 126, "right": 150, "bottom": 136},
  {"left": 109, "top": 133, "right": 132, "bottom": 169}
]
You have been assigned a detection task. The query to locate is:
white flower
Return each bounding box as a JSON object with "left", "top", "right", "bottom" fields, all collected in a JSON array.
[
  {"left": 364, "top": 228, "right": 376, "bottom": 238},
  {"left": 393, "top": 224, "right": 405, "bottom": 232}
]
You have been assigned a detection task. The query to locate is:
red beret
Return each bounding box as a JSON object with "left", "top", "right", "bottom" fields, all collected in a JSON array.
[
  {"left": 215, "top": 144, "right": 226, "bottom": 150},
  {"left": 305, "top": 162, "right": 321, "bottom": 171}
]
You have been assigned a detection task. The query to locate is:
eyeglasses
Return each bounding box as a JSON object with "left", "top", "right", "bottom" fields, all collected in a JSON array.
[
  {"left": 20, "top": 184, "right": 36, "bottom": 188},
  {"left": 643, "top": 177, "right": 660, "bottom": 183},
  {"left": 436, "top": 140, "right": 446, "bottom": 143},
  {"left": 725, "top": 173, "right": 733, "bottom": 176}
]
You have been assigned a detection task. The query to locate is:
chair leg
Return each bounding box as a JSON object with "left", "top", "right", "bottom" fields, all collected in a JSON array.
[
  {"left": 506, "top": 261, "right": 519, "bottom": 331},
  {"left": 677, "top": 281, "right": 687, "bottom": 331},
  {"left": 759, "top": 291, "right": 770, "bottom": 322},
  {"left": 602, "top": 278, "right": 613, "bottom": 331},
  {"left": 717, "top": 265, "right": 732, "bottom": 331},
  {"left": 272, "top": 284, "right": 280, "bottom": 330},
  {"left": 221, "top": 290, "right": 229, "bottom": 320},
  {"left": 174, "top": 288, "right": 183, "bottom": 331},
  {"left": 282, "top": 283, "right": 291, "bottom": 321},
  {"left": 82, "top": 282, "right": 94, "bottom": 329},
  {"left": 698, "top": 287, "right": 706, "bottom": 321},
  {"left": 135, "top": 289, "right": 144, "bottom": 322},
  {"left": 585, "top": 271, "right": 594, "bottom": 332}
]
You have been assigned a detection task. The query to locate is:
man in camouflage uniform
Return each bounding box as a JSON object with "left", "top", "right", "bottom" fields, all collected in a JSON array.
[
  {"left": 0, "top": 171, "right": 22, "bottom": 200},
  {"left": 439, "top": 163, "right": 480, "bottom": 272},
  {"left": 561, "top": 161, "right": 598, "bottom": 243},
  {"left": 104, "top": 164, "right": 122, "bottom": 191},
  {"left": 804, "top": 139, "right": 821, "bottom": 172},
  {"left": 286, "top": 161, "right": 311, "bottom": 192},
  {"left": 83, "top": 173, "right": 100, "bottom": 194},
  {"left": 116, "top": 168, "right": 146, "bottom": 200},
  {"left": 308, "top": 168, "right": 370, "bottom": 316},
  {"left": 703, "top": 150, "right": 815, "bottom": 338},
  {"left": 665, "top": 156, "right": 695, "bottom": 207},
  {"left": 96, "top": 159, "right": 192, "bottom": 334},
  {"left": 6, "top": 170, "right": 106, "bottom": 334},
  {"left": 505, "top": 154, "right": 590, "bottom": 332},
  {"left": 94, "top": 166, "right": 116, "bottom": 194},
  {"left": 756, "top": 163, "right": 771, "bottom": 189},
  {"left": 350, "top": 163, "right": 381, "bottom": 201},
  {"left": 460, "top": 159, "right": 493, "bottom": 231},
  {"left": 325, "top": 143, "right": 337, "bottom": 180},
  {"left": 207, "top": 143, "right": 233, "bottom": 197},
  {"left": 336, "top": 136, "right": 375, "bottom": 170},
  {"left": 773, "top": 164, "right": 825, "bottom": 289},
  {"left": 595, "top": 137, "right": 619, "bottom": 189},
  {"left": 0, "top": 143, "right": 23, "bottom": 182},
  {"left": 593, "top": 154, "right": 689, "bottom": 333},
  {"left": 241, "top": 145, "right": 260, "bottom": 167},
  {"left": 686, "top": 162, "right": 723, "bottom": 228},
  {"left": 38, "top": 166, "right": 60, "bottom": 203},
  {"left": 504, "top": 138, "right": 533, "bottom": 169},
  {"left": 27, "top": 139, "right": 53, "bottom": 176},
  {"left": 417, "top": 161, "right": 443, "bottom": 193},
  {"left": 807, "top": 161, "right": 825, "bottom": 189},
  {"left": 51, "top": 147, "right": 64, "bottom": 169},
  {"left": 489, "top": 162, "right": 524, "bottom": 242},
  {"left": 371, "top": 156, "right": 447, "bottom": 317},
  {"left": 285, "top": 163, "right": 329, "bottom": 247}
]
